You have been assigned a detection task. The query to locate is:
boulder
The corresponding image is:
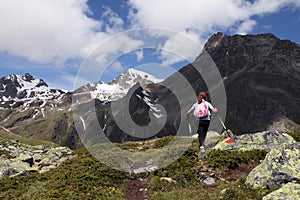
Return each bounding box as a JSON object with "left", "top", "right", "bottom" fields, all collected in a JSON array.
[
  {"left": 214, "top": 130, "right": 296, "bottom": 151},
  {"left": 246, "top": 142, "right": 300, "bottom": 190},
  {"left": 262, "top": 182, "right": 300, "bottom": 200}
]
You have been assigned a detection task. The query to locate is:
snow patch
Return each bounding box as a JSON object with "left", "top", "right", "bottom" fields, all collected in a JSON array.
[{"left": 79, "top": 116, "right": 86, "bottom": 130}]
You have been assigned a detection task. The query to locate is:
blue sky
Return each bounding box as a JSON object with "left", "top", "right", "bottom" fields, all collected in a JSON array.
[{"left": 0, "top": 0, "right": 299, "bottom": 91}]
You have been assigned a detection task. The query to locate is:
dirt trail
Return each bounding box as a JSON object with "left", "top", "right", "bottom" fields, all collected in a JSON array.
[{"left": 124, "top": 178, "right": 149, "bottom": 200}]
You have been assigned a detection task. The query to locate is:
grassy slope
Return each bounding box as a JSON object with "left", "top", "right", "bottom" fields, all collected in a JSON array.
[
  {"left": 0, "top": 135, "right": 276, "bottom": 200},
  {"left": 0, "top": 127, "right": 57, "bottom": 147},
  {"left": 0, "top": 107, "right": 82, "bottom": 149}
]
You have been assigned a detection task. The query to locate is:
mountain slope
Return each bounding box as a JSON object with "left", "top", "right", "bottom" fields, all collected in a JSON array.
[
  {"left": 94, "top": 32, "right": 300, "bottom": 142},
  {"left": 0, "top": 69, "right": 164, "bottom": 147},
  {"left": 179, "top": 32, "right": 300, "bottom": 133}
]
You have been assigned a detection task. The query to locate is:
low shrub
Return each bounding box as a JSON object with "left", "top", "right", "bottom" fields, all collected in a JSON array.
[
  {"left": 219, "top": 178, "right": 268, "bottom": 200},
  {"left": 205, "top": 149, "right": 267, "bottom": 170},
  {"left": 152, "top": 136, "right": 175, "bottom": 149}
]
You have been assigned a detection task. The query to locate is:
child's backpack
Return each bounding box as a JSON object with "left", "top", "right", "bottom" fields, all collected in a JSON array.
[{"left": 193, "top": 101, "right": 208, "bottom": 118}]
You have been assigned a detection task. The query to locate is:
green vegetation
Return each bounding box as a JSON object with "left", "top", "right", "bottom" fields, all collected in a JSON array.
[
  {"left": 0, "top": 150, "right": 14, "bottom": 159},
  {"left": 286, "top": 131, "right": 300, "bottom": 142},
  {"left": 0, "top": 148, "right": 126, "bottom": 199},
  {"left": 0, "top": 107, "right": 82, "bottom": 149},
  {"left": 148, "top": 179, "right": 268, "bottom": 200},
  {"left": 205, "top": 149, "right": 267, "bottom": 169},
  {"left": 0, "top": 128, "right": 57, "bottom": 147},
  {"left": 152, "top": 136, "right": 175, "bottom": 148},
  {"left": 0, "top": 136, "right": 272, "bottom": 199}
]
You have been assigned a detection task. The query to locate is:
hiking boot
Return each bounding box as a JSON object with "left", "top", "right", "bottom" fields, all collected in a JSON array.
[{"left": 200, "top": 146, "right": 205, "bottom": 154}]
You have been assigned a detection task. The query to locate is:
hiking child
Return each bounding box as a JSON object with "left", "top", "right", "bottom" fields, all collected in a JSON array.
[{"left": 186, "top": 92, "right": 218, "bottom": 153}]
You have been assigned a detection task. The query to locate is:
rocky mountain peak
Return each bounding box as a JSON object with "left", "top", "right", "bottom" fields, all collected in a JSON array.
[
  {"left": 180, "top": 32, "right": 300, "bottom": 133},
  {"left": 22, "top": 73, "right": 34, "bottom": 82},
  {"left": 0, "top": 73, "right": 65, "bottom": 109},
  {"left": 109, "top": 68, "right": 163, "bottom": 90},
  {"left": 77, "top": 68, "right": 163, "bottom": 102}
]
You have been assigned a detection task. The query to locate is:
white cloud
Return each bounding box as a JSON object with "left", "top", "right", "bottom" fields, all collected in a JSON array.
[
  {"left": 0, "top": 0, "right": 134, "bottom": 67},
  {"left": 250, "top": 0, "right": 300, "bottom": 15},
  {"left": 110, "top": 61, "right": 124, "bottom": 72},
  {"left": 101, "top": 6, "right": 124, "bottom": 33},
  {"left": 128, "top": 0, "right": 300, "bottom": 31},
  {"left": 128, "top": 0, "right": 251, "bottom": 31},
  {"left": 0, "top": 0, "right": 101, "bottom": 64},
  {"left": 160, "top": 31, "right": 205, "bottom": 66},
  {"left": 236, "top": 19, "right": 257, "bottom": 35},
  {"left": 128, "top": 0, "right": 300, "bottom": 65},
  {"left": 136, "top": 49, "right": 143, "bottom": 62},
  {"left": 88, "top": 34, "right": 144, "bottom": 67}
]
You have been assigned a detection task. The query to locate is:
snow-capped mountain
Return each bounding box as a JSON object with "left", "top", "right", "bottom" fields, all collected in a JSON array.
[
  {"left": 0, "top": 73, "right": 66, "bottom": 108},
  {"left": 87, "top": 68, "right": 163, "bottom": 101}
]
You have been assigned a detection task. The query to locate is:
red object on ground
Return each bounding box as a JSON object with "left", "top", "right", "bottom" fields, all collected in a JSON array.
[{"left": 225, "top": 139, "right": 235, "bottom": 144}]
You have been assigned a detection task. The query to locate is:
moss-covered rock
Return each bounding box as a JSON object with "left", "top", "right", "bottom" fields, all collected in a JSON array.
[
  {"left": 0, "top": 139, "right": 75, "bottom": 179},
  {"left": 262, "top": 182, "right": 300, "bottom": 200},
  {"left": 214, "top": 130, "right": 296, "bottom": 152},
  {"left": 246, "top": 142, "right": 300, "bottom": 190}
]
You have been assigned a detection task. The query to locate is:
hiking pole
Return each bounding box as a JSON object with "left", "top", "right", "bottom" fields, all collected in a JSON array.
[
  {"left": 186, "top": 117, "right": 194, "bottom": 148},
  {"left": 216, "top": 114, "right": 233, "bottom": 138},
  {"left": 216, "top": 114, "right": 227, "bottom": 130}
]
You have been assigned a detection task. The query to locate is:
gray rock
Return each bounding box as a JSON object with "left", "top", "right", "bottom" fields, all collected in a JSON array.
[
  {"left": 202, "top": 177, "right": 216, "bottom": 185},
  {"left": 7, "top": 145, "right": 17, "bottom": 150},
  {"left": 132, "top": 165, "right": 158, "bottom": 174},
  {"left": 262, "top": 182, "right": 300, "bottom": 200},
  {"left": 214, "top": 130, "right": 296, "bottom": 152},
  {"left": 246, "top": 142, "right": 300, "bottom": 190},
  {"left": 38, "top": 165, "right": 57, "bottom": 173},
  {"left": 0, "top": 167, "right": 24, "bottom": 177},
  {"left": 34, "top": 145, "right": 45, "bottom": 150},
  {"left": 205, "top": 131, "right": 221, "bottom": 148},
  {"left": 32, "top": 149, "right": 44, "bottom": 154},
  {"left": 33, "top": 154, "right": 42, "bottom": 162},
  {"left": 0, "top": 139, "right": 74, "bottom": 179}
]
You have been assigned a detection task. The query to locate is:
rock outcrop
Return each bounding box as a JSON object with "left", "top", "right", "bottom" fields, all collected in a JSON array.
[
  {"left": 246, "top": 142, "right": 300, "bottom": 190},
  {"left": 262, "top": 182, "right": 300, "bottom": 200},
  {"left": 0, "top": 140, "right": 76, "bottom": 179},
  {"left": 213, "top": 130, "right": 296, "bottom": 151}
]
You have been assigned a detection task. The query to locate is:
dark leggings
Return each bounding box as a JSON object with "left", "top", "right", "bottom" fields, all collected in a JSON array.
[{"left": 197, "top": 120, "right": 210, "bottom": 147}]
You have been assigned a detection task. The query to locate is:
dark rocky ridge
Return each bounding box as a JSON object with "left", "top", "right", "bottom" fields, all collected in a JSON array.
[{"left": 200, "top": 32, "right": 300, "bottom": 133}]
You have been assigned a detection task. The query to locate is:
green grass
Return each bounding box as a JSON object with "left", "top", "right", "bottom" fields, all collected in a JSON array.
[
  {"left": 148, "top": 178, "right": 268, "bottom": 200},
  {"left": 0, "top": 128, "right": 57, "bottom": 147}
]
